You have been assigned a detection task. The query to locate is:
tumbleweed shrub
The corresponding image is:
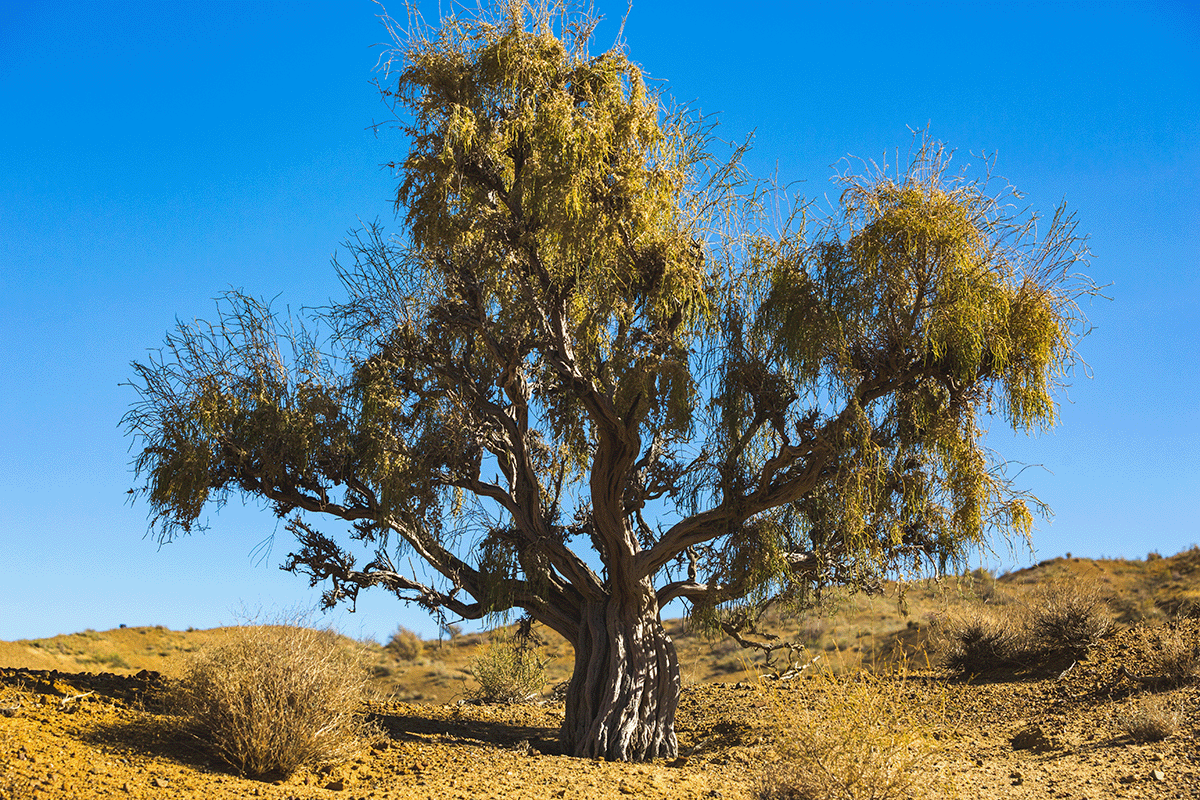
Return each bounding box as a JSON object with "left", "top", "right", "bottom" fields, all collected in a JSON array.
[
  {"left": 757, "top": 665, "right": 957, "bottom": 800},
  {"left": 1141, "top": 622, "right": 1200, "bottom": 684},
  {"left": 468, "top": 631, "right": 546, "bottom": 704},
  {"left": 1026, "top": 579, "right": 1112, "bottom": 659},
  {"left": 170, "top": 624, "right": 377, "bottom": 779},
  {"left": 385, "top": 626, "right": 424, "bottom": 662},
  {"left": 933, "top": 606, "right": 1031, "bottom": 676},
  {"left": 1119, "top": 694, "right": 1184, "bottom": 742}
]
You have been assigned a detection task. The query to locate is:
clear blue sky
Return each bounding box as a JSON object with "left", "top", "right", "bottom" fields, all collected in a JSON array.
[{"left": 1, "top": 1, "right": 1197, "bottom": 643}]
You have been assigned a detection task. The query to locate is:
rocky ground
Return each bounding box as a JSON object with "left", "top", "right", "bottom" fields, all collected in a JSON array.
[{"left": 3, "top": 619, "right": 1200, "bottom": 800}]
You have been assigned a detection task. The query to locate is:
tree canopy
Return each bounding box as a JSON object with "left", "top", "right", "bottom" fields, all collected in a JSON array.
[{"left": 125, "top": 0, "right": 1091, "bottom": 761}]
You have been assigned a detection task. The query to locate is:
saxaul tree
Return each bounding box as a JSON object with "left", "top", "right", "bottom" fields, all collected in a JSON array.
[{"left": 125, "top": 1, "right": 1092, "bottom": 761}]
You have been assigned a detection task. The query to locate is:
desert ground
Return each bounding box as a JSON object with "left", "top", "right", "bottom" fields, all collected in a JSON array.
[{"left": 4, "top": 550, "right": 1200, "bottom": 799}]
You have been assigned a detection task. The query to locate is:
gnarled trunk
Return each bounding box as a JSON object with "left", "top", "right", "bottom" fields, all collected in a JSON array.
[{"left": 562, "top": 599, "right": 680, "bottom": 761}]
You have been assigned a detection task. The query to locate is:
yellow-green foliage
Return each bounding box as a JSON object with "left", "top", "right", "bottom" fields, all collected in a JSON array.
[
  {"left": 760, "top": 668, "right": 957, "bottom": 800},
  {"left": 392, "top": 2, "right": 707, "bottom": 454},
  {"left": 125, "top": 1, "right": 1091, "bottom": 699},
  {"left": 468, "top": 631, "right": 546, "bottom": 704},
  {"left": 397, "top": 6, "right": 708, "bottom": 325},
  {"left": 714, "top": 140, "right": 1083, "bottom": 614}
]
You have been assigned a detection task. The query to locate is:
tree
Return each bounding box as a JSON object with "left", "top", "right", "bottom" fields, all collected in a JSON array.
[{"left": 125, "top": 1, "right": 1092, "bottom": 761}]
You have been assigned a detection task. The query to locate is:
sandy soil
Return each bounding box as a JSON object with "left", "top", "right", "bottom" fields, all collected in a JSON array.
[{"left": 3, "top": 620, "right": 1200, "bottom": 800}]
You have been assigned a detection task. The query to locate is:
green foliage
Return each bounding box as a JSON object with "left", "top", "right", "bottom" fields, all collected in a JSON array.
[
  {"left": 701, "top": 139, "right": 1087, "bottom": 626},
  {"left": 468, "top": 631, "right": 546, "bottom": 704}
]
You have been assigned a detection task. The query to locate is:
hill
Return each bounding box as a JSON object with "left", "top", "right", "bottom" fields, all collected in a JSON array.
[{"left": 3, "top": 549, "right": 1200, "bottom": 799}]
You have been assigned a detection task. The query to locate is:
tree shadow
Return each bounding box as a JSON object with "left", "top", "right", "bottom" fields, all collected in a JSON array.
[{"left": 368, "top": 708, "right": 562, "bottom": 754}]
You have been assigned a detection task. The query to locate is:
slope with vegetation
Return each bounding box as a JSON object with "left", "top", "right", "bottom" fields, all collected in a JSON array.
[{"left": 4, "top": 550, "right": 1200, "bottom": 799}]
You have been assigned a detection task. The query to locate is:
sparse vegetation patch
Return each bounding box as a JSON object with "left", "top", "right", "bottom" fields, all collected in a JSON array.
[
  {"left": 1119, "top": 694, "right": 1184, "bottom": 742},
  {"left": 385, "top": 626, "right": 424, "bottom": 662},
  {"left": 759, "top": 668, "right": 957, "bottom": 800},
  {"left": 169, "top": 625, "right": 376, "bottom": 779},
  {"left": 1026, "top": 580, "right": 1112, "bottom": 658},
  {"left": 469, "top": 632, "right": 547, "bottom": 704}
]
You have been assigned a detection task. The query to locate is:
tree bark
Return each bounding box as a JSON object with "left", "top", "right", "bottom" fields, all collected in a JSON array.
[{"left": 561, "top": 598, "right": 681, "bottom": 761}]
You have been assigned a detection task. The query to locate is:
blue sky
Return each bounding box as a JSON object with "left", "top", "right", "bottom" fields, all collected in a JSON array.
[{"left": 1, "top": 1, "right": 1197, "bottom": 643}]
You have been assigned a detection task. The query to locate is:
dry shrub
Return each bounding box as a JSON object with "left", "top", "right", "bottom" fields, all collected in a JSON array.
[
  {"left": 934, "top": 607, "right": 1030, "bottom": 675},
  {"left": 386, "top": 626, "right": 424, "bottom": 661},
  {"left": 1142, "top": 624, "right": 1200, "bottom": 684},
  {"left": 170, "top": 624, "right": 376, "bottom": 779},
  {"left": 468, "top": 632, "right": 546, "bottom": 704},
  {"left": 939, "top": 580, "right": 1112, "bottom": 675},
  {"left": 1026, "top": 580, "right": 1111, "bottom": 658},
  {"left": 759, "top": 668, "right": 956, "bottom": 800},
  {"left": 1119, "top": 695, "right": 1184, "bottom": 742}
]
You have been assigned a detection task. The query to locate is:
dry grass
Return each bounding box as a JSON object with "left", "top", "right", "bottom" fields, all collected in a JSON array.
[
  {"left": 758, "top": 667, "right": 956, "bottom": 800},
  {"left": 934, "top": 607, "right": 1030, "bottom": 675},
  {"left": 936, "top": 580, "right": 1112, "bottom": 675},
  {"left": 1119, "top": 695, "right": 1184, "bottom": 742},
  {"left": 468, "top": 632, "right": 546, "bottom": 704},
  {"left": 385, "top": 626, "right": 424, "bottom": 662},
  {"left": 1026, "top": 580, "right": 1111, "bottom": 658},
  {"left": 169, "top": 624, "right": 377, "bottom": 780},
  {"left": 1141, "top": 624, "right": 1200, "bottom": 684}
]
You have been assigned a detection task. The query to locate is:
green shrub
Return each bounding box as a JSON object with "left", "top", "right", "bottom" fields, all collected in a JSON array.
[
  {"left": 468, "top": 632, "right": 546, "bottom": 704},
  {"left": 170, "top": 625, "right": 376, "bottom": 779}
]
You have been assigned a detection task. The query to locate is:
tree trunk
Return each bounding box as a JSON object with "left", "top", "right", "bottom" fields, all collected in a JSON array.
[{"left": 562, "top": 599, "right": 681, "bottom": 761}]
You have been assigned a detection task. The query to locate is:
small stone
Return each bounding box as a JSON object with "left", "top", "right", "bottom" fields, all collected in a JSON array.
[
  {"left": 324, "top": 779, "right": 346, "bottom": 791},
  {"left": 151, "top": 777, "right": 169, "bottom": 788},
  {"left": 1152, "top": 770, "right": 1166, "bottom": 782}
]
